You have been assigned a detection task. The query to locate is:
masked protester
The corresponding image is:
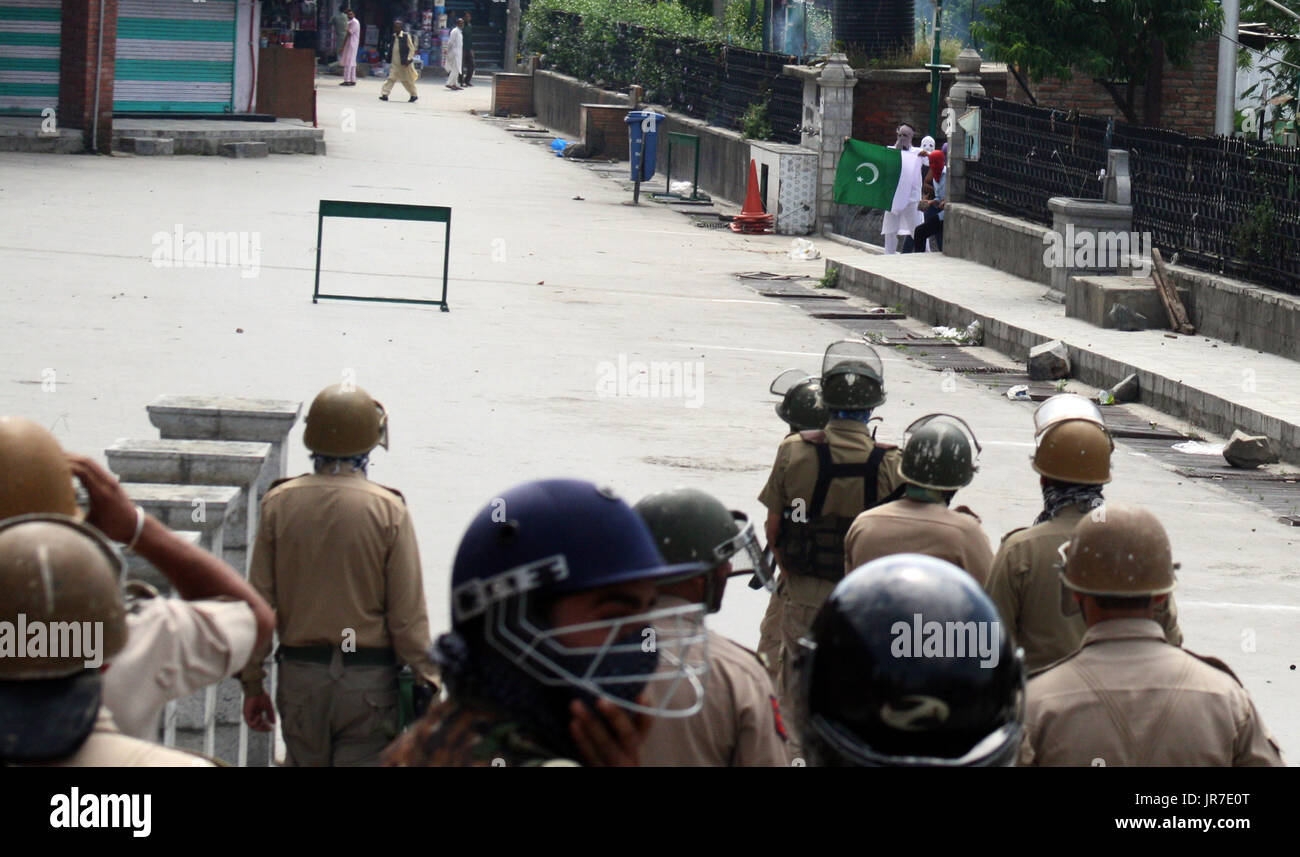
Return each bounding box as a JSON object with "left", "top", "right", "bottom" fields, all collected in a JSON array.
[
  {"left": 985, "top": 395, "right": 1181, "bottom": 672},
  {"left": 635, "top": 488, "right": 789, "bottom": 766},
  {"left": 240, "top": 384, "right": 439, "bottom": 766},
  {"left": 758, "top": 340, "right": 905, "bottom": 756},
  {"left": 384, "top": 479, "right": 710, "bottom": 767},
  {"left": 1020, "top": 504, "right": 1284, "bottom": 767},
  {"left": 798, "top": 553, "right": 1024, "bottom": 767},
  {"left": 844, "top": 414, "right": 993, "bottom": 584}
]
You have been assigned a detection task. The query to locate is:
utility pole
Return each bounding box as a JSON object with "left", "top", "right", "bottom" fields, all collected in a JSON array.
[
  {"left": 1215, "top": 0, "right": 1240, "bottom": 135},
  {"left": 926, "top": 1, "right": 950, "bottom": 137}
]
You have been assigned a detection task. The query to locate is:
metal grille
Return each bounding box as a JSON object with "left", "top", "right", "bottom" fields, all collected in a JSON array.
[
  {"left": 965, "top": 96, "right": 1300, "bottom": 294},
  {"left": 542, "top": 12, "right": 802, "bottom": 145}
]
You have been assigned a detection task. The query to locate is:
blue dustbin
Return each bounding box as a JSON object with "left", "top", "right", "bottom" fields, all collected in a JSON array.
[{"left": 625, "top": 111, "right": 665, "bottom": 182}]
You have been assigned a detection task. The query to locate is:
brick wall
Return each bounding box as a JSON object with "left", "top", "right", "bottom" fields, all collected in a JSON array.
[
  {"left": 1005, "top": 39, "right": 1218, "bottom": 136},
  {"left": 492, "top": 73, "right": 534, "bottom": 116},
  {"left": 853, "top": 69, "right": 1008, "bottom": 145},
  {"left": 59, "top": 0, "right": 117, "bottom": 153}
]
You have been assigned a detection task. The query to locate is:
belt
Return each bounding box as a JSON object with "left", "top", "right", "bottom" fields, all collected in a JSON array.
[{"left": 277, "top": 645, "right": 397, "bottom": 668}]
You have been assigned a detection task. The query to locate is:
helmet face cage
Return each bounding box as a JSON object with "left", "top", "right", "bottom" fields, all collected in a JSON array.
[
  {"left": 821, "top": 341, "right": 884, "bottom": 383},
  {"left": 453, "top": 556, "right": 710, "bottom": 718}
]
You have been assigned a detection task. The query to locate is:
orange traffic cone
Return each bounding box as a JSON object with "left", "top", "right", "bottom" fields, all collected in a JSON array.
[{"left": 729, "top": 159, "right": 774, "bottom": 234}]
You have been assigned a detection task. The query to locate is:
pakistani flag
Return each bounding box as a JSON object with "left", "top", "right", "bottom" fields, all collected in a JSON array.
[{"left": 833, "top": 139, "right": 911, "bottom": 211}]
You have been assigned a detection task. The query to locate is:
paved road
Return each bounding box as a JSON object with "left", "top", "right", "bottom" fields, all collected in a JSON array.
[{"left": 2, "top": 75, "right": 1297, "bottom": 758}]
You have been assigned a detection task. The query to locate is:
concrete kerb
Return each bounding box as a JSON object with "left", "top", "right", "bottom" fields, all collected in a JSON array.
[{"left": 829, "top": 257, "right": 1300, "bottom": 467}]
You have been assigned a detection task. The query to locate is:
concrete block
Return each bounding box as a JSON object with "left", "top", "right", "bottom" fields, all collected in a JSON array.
[
  {"left": 120, "top": 136, "right": 175, "bottom": 156},
  {"left": 219, "top": 141, "right": 269, "bottom": 158},
  {"left": 148, "top": 396, "right": 301, "bottom": 479},
  {"left": 1223, "top": 430, "right": 1279, "bottom": 468}
]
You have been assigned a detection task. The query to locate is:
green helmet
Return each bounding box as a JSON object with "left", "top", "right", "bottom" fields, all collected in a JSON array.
[
  {"left": 770, "top": 369, "right": 829, "bottom": 432},
  {"left": 820, "top": 340, "right": 886, "bottom": 410},
  {"left": 900, "top": 414, "right": 981, "bottom": 491},
  {"left": 634, "top": 487, "right": 773, "bottom": 611}
]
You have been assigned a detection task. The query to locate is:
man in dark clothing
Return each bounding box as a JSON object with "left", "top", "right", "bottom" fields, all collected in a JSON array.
[{"left": 460, "top": 13, "right": 476, "bottom": 86}]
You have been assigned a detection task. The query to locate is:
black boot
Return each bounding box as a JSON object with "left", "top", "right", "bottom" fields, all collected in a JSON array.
[{"left": 379, "top": 94, "right": 388, "bottom": 100}]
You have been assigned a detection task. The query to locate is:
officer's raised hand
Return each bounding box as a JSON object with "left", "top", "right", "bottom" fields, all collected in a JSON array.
[{"left": 569, "top": 697, "right": 653, "bottom": 767}]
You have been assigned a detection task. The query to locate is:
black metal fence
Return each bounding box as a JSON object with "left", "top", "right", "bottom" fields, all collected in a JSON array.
[
  {"left": 965, "top": 97, "right": 1300, "bottom": 294},
  {"left": 538, "top": 12, "right": 803, "bottom": 144}
]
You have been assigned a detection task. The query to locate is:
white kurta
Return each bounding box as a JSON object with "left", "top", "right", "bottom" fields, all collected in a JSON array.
[{"left": 444, "top": 27, "right": 463, "bottom": 81}]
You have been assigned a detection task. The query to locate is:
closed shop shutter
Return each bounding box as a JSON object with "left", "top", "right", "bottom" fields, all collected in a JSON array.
[
  {"left": 114, "top": 0, "right": 236, "bottom": 113},
  {"left": 0, "top": 0, "right": 60, "bottom": 115}
]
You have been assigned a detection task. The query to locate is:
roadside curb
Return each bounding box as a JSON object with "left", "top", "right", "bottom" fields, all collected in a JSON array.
[{"left": 824, "top": 251, "right": 1300, "bottom": 468}]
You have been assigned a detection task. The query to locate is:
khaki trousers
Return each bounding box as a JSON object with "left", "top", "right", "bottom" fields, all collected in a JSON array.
[
  {"left": 276, "top": 657, "right": 400, "bottom": 767},
  {"left": 773, "top": 573, "right": 837, "bottom": 763},
  {"left": 381, "top": 62, "right": 418, "bottom": 97}
]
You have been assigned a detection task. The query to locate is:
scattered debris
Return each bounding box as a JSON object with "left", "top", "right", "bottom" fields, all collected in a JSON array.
[
  {"left": 1172, "top": 440, "right": 1227, "bottom": 456},
  {"left": 572, "top": 196, "right": 584, "bottom": 201},
  {"left": 1108, "top": 303, "right": 1149, "bottom": 331},
  {"left": 789, "top": 238, "right": 821, "bottom": 261},
  {"left": 1027, "top": 340, "right": 1071, "bottom": 381},
  {"left": 1223, "top": 431, "right": 1279, "bottom": 469},
  {"left": 1151, "top": 247, "right": 1195, "bottom": 335},
  {"left": 670, "top": 180, "right": 694, "bottom": 196},
  {"left": 549, "top": 138, "right": 568, "bottom": 156},
  {"left": 932, "top": 320, "right": 983, "bottom": 345},
  {"left": 1007, "top": 384, "right": 1032, "bottom": 401},
  {"left": 562, "top": 142, "right": 591, "bottom": 159},
  {"left": 1107, "top": 373, "right": 1140, "bottom": 403}
]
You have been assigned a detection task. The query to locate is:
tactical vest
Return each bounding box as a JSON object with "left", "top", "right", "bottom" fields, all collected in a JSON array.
[{"left": 778, "top": 433, "right": 902, "bottom": 583}]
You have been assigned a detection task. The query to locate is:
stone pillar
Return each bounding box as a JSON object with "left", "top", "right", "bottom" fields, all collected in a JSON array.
[
  {"left": 1047, "top": 197, "right": 1135, "bottom": 299},
  {"left": 945, "top": 48, "right": 985, "bottom": 204},
  {"left": 58, "top": 0, "right": 117, "bottom": 154},
  {"left": 814, "top": 54, "right": 856, "bottom": 230}
]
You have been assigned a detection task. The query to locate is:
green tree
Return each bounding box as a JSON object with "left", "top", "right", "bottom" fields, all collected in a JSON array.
[{"left": 973, "top": 0, "right": 1223, "bottom": 125}]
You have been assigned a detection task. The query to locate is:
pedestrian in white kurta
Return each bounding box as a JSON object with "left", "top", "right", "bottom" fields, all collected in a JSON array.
[
  {"left": 341, "top": 9, "right": 360, "bottom": 85},
  {"left": 444, "top": 19, "right": 463, "bottom": 91},
  {"left": 881, "top": 122, "right": 924, "bottom": 254}
]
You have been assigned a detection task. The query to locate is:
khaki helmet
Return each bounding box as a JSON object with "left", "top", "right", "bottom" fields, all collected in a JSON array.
[
  {"left": 1032, "top": 419, "right": 1112, "bottom": 484},
  {"left": 302, "top": 384, "right": 389, "bottom": 457},
  {"left": 0, "top": 515, "right": 128, "bottom": 679},
  {"left": 0, "top": 417, "right": 79, "bottom": 521},
  {"left": 1060, "top": 503, "right": 1176, "bottom": 596}
]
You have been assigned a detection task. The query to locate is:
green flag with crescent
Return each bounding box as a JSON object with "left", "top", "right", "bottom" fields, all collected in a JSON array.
[{"left": 833, "top": 139, "right": 904, "bottom": 210}]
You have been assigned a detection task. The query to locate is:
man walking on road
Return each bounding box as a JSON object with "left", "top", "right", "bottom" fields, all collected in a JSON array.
[
  {"left": 459, "top": 13, "right": 476, "bottom": 86},
  {"left": 444, "top": 18, "right": 464, "bottom": 91},
  {"left": 379, "top": 20, "right": 418, "bottom": 102},
  {"left": 240, "top": 383, "right": 439, "bottom": 766}
]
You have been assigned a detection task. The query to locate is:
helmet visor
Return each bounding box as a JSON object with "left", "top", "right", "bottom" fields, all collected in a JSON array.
[
  {"left": 721, "top": 512, "right": 776, "bottom": 591},
  {"left": 487, "top": 592, "right": 710, "bottom": 718},
  {"left": 770, "top": 368, "right": 813, "bottom": 397},
  {"left": 1033, "top": 394, "right": 1105, "bottom": 438},
  {"left": 821, "top": 340, "right": 884, "bottom": 382}
]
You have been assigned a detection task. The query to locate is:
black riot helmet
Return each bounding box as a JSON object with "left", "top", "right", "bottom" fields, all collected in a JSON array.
[
  {"left": 799, "top": 554, "right": 1024, "bottom": 767},
  {"left": 770, "top": 369, "right": 830, "bottom": 432},
  {"left": 900, "top": 414, "right": 981, "bottom": 491},
  {"left": 820, "top": 340, "right": 886, "bottom": 410}
]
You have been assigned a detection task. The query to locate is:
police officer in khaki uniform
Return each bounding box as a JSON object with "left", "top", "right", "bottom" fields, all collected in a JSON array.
[
  {"left": 844, "top": 414, "right": 993, "bottom": 585},
  {"left": 0, "top": 515, "right": 213, "bottom": 767},
  {"left": 0, "top": 416, "right": 273, "bottom": 741},
  {"left": 635, "top": 487, "right": 790, "bottom": 766},
  {"left": 754, "top": 370, "right": 831, "bottom": 682},
  {"left": 758, "top": 341, "right": 905, "bottom": 751},
  {"left": 240, "top": 384, "right": 439, "bottom": 766},
  {"left": 1020, "top": 504, "right": 1284, "bottom": 766},
  {"left": 985, "top": 396, "right": 1180, "bottom": 672}
]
